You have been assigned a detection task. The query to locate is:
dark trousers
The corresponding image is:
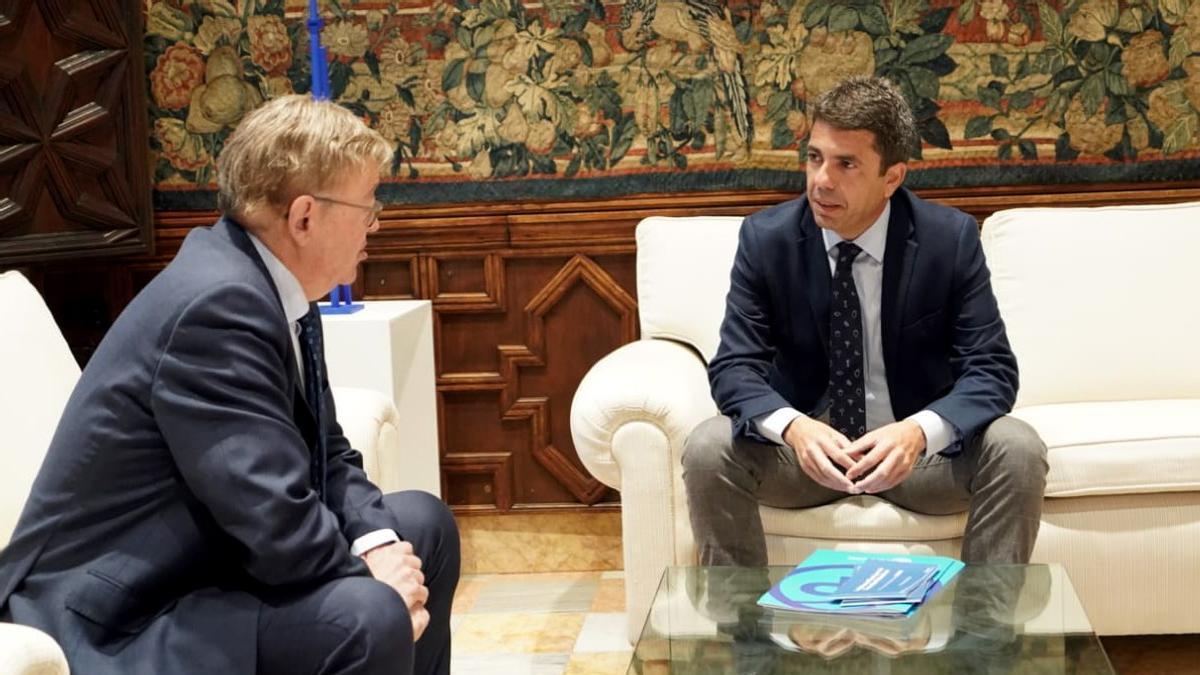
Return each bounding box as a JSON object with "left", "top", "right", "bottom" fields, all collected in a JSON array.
[{"left": 257, "top": 491, "right": 461, "bottom": 675}]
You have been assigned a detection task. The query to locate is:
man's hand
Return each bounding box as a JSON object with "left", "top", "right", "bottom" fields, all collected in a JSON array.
[
  {"left": 782, "top": 416, "right": 859, "bottom": 493},
  {"left": 844, "top": 420, "right": 926, "bottom": 494},
  {"left": 361, "top": 541, "right": 430, "bottom": 641}
]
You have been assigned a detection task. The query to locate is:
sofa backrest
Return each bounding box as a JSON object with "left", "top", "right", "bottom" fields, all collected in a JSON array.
[
  {"left": 981, "top": 201, "right": 1200, "bottom": 408},
  {"left": 0, "top": 271, "right": 81, "bottom": 546},
  {"left": 636, "top": 216, "right": 744, "bottom": 362}
]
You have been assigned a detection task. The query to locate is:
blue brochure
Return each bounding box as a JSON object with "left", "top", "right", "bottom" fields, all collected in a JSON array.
[
  {"left": 757, "top": 549, "right": 964, "bottom": 618},
  {"left": 828, "top": 559, "right": 941, "bottom": 601}
]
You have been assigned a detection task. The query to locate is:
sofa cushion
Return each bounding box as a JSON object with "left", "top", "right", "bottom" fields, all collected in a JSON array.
[
  {"left": 981, "top": 201, "right": 1200, "bottom": 408},
  {"left": 760, "top": 397, "right": 1200, "bottom": 542},
  {"left": 762, "top": 495, "right": 967, "bottom": 541},
  {"left": 636, "top": 216, "right": 744, "bottom": 362},
  {"left": 1012, "top": 400, "right": 1200, "bottom": 497}
]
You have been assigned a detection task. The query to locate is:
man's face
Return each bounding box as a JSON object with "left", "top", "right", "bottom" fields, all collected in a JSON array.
[
  {"left": 307, "top": 166, "right": 381, "bottom": 289},
  {"left": 805, "top": 121, "right": 906, "bottom": 240}
]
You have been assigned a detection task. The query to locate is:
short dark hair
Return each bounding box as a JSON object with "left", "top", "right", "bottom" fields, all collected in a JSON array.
[{"left": 810, "top": 76, "right": 918, "bottom": 172}]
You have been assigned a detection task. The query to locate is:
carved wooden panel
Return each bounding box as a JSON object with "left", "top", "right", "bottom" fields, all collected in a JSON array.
[
  {"left": 433, "top": 250, "right": 636, "bottom": 509},
  {"left": 360, "top": 254, "right": 419, "bottom": 300},
  {"left": 0, "top": 0, "right": 151, "bottom": 265},
  {"left": 440, "top": 450, "right": 513, "bottom": 511},
  {"left": 426, "top": 253, "right": 503, "bottom": 310},
  {"left": 26, "top": 183, "right": 1200, "bottom": 511}
]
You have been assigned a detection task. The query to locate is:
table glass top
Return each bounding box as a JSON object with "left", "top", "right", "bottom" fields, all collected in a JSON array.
[{"left": 628, "top": 564, "right": 1114, "bottom": 674}]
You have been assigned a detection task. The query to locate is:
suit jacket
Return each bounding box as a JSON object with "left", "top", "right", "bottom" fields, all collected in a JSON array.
[
  {"left": 0, "top": 218, "right": 393, "bottom": 673},
  {"left": 709, "top": 188, "right": 1018, "bottom": 454}
]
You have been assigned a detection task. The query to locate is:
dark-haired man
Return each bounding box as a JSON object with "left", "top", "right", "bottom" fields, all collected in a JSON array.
[{"left": 683, "top": 76, "right": 1047, "bottom": 567}]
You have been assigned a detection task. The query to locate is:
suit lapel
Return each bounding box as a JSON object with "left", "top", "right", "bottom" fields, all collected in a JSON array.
[
  {"left": 216, "top": 217, "right": 318, "bottom": 445},
  {"left": 797, "top": 202, "right": 832, "bottom": 355},
  {"left": 281, "top": 332, "right": 315, "bottom": 444},
  {"left": 881, "top": 192, "right": 918, "bottom": 369}
]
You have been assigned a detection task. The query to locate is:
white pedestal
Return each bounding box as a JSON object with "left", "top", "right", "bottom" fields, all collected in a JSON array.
[{"left": 320, "top": 301, "right": 441, "bottom": 497}]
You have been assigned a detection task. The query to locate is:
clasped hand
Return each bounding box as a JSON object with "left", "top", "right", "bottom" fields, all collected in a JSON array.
[
  {"left": 782, "top": 417, "right": 926, "bottom": 494},
  {"left": 361, "top": 540, "right": 429, "bottom": 641}
]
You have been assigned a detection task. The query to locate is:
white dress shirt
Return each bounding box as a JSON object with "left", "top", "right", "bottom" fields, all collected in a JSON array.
[
  {"left": 755, "top": 203, "right": 956, "bottom": 455},
  {"left": 248, "top": 233, "right": 398, "bottom": 556}
]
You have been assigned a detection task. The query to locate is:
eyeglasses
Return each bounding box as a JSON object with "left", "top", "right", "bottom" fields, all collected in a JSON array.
[{"left": 311, "top": 195, "right": 384, "bottom": 225}]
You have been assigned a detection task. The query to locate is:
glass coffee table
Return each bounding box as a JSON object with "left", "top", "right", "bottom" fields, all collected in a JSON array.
[{"left": 628, "top": 564, "right": 1114, "bottom": 674}]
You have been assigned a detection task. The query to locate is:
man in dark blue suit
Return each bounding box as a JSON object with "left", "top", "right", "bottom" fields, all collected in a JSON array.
[
  {"left": 683, "top": 76, "right": 1047, "bottom": 567},
  {"left": 0, "top": 95, "right": 459, "bottom": 673}
]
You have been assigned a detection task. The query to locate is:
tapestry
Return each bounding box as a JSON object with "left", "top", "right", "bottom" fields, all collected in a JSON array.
[{"left": 145, "top": 0, "right": 1200, "bottom": 208}]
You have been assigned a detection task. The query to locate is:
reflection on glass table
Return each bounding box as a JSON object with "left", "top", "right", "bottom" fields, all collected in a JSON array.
[{"left": 629, "top": 564, "right": 1115, "bottom": 674}]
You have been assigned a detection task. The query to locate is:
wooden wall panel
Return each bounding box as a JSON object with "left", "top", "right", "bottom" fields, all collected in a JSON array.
[
  {"left": 22, "top": 182, "right": 1200, "bottom": 512},
  {"left": 427, "top": 254, "right": 503, "bottom": 309},
  {"left": 0, "top": 0, "right": 151, "bottom": 265},
  {"left": 360, "top": 255, "right": 418, "bottom": 300},
  {"left": 432, "top": 250, "right": 635, "bottom": 511}
]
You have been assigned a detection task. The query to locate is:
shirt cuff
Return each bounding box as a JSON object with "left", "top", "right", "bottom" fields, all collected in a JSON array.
[
  {"left": 907, "top": 410, "right": 955, "bottom": 455},
  {"left": 350, "top": 529, "right": 400, "bottom": 557},
  {"left": 757, "top": 407, "right": 804, "bottom": 447}
]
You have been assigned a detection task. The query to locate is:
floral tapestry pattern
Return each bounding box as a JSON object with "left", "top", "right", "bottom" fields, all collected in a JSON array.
[{"left": 146, "top": 0, "right": 1200, "bottom": 207}]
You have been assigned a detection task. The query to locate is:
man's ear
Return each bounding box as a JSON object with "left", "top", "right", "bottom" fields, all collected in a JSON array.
[
  {"left": 882, "top": 162, "right": 907, "bottom": 198},
  {"left": 284, "top": 195, "right": 316, "bottom": 245}
]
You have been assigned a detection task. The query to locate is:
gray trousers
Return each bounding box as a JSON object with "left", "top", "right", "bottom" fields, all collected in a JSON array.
[{"left": 681, "top": 415, "right": 1048, "bottom": 566}]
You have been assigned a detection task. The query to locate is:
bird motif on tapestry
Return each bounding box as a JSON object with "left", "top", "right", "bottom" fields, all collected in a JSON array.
[{"left": 619, "top": 0, "right": 753, "bottom": 155}]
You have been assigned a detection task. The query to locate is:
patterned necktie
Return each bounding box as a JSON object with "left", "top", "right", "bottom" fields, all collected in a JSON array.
[
  {"left": 828, "top": 242, "right": 866, "bottom": 440},
  {"left": 298, "top": 308, "right": 328, "bottom": 503}
]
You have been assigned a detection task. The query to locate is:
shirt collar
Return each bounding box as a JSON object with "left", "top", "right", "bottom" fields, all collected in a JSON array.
[
  {"left": 247, "top": 231, "right": 310, "bottom": 324},
  {"left": 821, "top": 201, "right": 890, "bottom": 264}
]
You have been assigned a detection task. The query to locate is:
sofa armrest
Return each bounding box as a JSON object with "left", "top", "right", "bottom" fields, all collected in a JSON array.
[
  {"left": 332, "top": 386, "right": 403, "bottom": 492},
  {"left": 571, "top": 338, "right": 717, "bottom": 490},
  {"left": 0, "top": 623, "right": 67, "bottom": 675},
  {"left": 571, "top": 338, "right": 717, "bottom": 644}
]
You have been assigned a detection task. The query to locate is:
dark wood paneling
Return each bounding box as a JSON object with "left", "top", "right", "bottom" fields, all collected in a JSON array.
[
  {"left": 427, "top": 253, "right": 503, "bottom": 310},
  {"left": 24, "top": 182, "right": 1200, "bottom": 512},
  {"left": 360, "top": 255, "right": 418, "bottom": 300},
  {"left": 0, "top": 0, "right": 151, "bottom": 265}
]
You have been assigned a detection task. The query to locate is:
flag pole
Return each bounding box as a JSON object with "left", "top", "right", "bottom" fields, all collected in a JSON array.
[{"left": 310, "top": 0, "right": 364, "bottom": 315}]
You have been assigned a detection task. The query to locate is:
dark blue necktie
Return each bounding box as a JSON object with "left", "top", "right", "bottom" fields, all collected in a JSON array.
[
  {"left": 298, "top": 308, "right": 328, "bottom": 503},
  {"left": 828, "top": 242, "right": 866, "bottom": 440}
]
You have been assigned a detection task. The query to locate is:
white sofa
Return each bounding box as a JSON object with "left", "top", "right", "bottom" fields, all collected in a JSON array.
[
  {"left": 0, "top": 270, "right": 408, "bottom": 674},
  {"left": 571, "top": 202, "right": 1200, "bottom": 643}
]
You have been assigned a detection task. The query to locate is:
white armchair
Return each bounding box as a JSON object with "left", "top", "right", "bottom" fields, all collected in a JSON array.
[
  {"left": 572, "top": 206, "right": 1200, "bottom": 643},
  {"left": 570, "top": 217, "right": 740, "bottom": 645},
  {"left": 0, "top": 271, "right": 71, "bottom": 675},
  {"left": 0, "top": 270, "right": 406, "bottom": 673}
]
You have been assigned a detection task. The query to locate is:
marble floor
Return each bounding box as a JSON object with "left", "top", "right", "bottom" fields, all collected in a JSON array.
[
  {"left": 450, "top": 570, "right": 632, "bottom": 675},
  {"left": 448, "top": 569, "right": 1200, "bottom": 675}
]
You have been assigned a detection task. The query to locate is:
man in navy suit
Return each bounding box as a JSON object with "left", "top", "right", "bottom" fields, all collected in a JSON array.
[
  {"left": 0, "top": 95, "right": 459, "bottom": 673},
  {"left": 683, "top": 76, "right": 1047, "bottom": 567}
]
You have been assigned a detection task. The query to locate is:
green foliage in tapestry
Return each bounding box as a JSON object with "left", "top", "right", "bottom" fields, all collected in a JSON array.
[{"left": 144, "top": 0, "right": 1200, "bottom": 188}]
